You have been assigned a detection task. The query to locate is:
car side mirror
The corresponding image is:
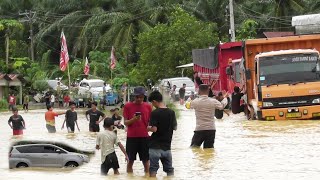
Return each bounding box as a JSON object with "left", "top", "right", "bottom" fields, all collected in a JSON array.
[
  {"left": 245, "top": 69, "right": 251, "bottom": 80},
  {"left": 226, "top": 67, "right": 233, "bottom": 75}
]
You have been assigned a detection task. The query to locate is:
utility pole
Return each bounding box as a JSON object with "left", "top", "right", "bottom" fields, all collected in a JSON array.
[
  {"left": 19, "top": 10, "right": 36, "bottom": 62},
  {"left": 229, "top": 0, "right": 236, "bottom": 42}
]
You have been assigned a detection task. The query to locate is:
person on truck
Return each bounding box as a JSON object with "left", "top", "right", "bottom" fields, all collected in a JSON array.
[{"left": 231, "top": 86, "right": 245, "bottom": 114}]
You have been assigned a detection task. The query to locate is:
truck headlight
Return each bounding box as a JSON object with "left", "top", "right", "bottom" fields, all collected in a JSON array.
[
  {"left": 312, "top": 98, "right": 320, "bottom": 104},
  {"left": 263, "top": 102, "right": 274, "bottom": 107}
]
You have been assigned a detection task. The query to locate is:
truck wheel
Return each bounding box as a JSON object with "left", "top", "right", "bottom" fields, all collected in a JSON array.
[
  {"left": 16, "top": 162, "right": 28, "bottom": 168},
  {"left": 65, "top": 161, "right": 78, "bottom": 168},
  {"left": 256, "top": 111, "right": 262, "bottom": 120}
]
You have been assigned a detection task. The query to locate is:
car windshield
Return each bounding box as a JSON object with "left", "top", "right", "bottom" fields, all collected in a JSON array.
[
  {"left": 170, "top": 80, "right": 194, "bottom": 87},
  {"left": 90, "top": 81, "right": 104, "bottom": 87},
  {"left": 259, "top": 53, "right": 319, "bottom": 86}
]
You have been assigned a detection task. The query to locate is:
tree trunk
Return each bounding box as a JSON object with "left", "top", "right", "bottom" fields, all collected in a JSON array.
[{"left": 5, "top": 33, "right": 9, "bottom": 66}]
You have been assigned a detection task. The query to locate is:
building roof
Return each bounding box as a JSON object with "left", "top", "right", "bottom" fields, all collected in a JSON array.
[
  {"left": 0, "top": 73, "right": 6, "bottom": 80},
  {"left": 0, "top": 73, "right": 26, "bottom": 83},
  {"left": 263, "top": 32, "right": 294, "bottom": 38}
]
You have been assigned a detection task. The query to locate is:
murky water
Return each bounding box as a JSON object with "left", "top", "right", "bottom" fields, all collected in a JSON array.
[{"left": 1, "top": 105, "right": 320, "bottom": 180}]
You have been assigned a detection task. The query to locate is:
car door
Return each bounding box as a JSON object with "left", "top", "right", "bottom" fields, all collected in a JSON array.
[
  {"left": 54, "top": 148, "right": 68, "bottom": 167},
  {"left": 42, "top": 145, "right": 59, "bottom": 167},
  {"left": 17, "top": 145, "right": 44, "bottom": 167}
]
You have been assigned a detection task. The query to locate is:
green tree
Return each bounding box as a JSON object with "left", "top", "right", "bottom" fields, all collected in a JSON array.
[
  {"left": 0, "top": 19, "right": 23, "bottom": 66},
  {"left": 236, "top": 19, "right": 258, "bottom": 40},
  {"left": 136, "top": 7, "right": 219, "bottom": 83}
]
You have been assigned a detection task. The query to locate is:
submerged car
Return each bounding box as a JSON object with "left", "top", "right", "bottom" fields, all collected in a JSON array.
[{"left": 9, "top": 144, "right": 89, "bottom": 169}]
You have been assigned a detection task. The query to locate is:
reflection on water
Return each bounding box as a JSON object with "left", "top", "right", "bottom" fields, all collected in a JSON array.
[{"left": 1, "top": 107, "right": 320, "bottom": 179}]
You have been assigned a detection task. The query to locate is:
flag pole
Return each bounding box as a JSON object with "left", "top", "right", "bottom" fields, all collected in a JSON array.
[
  {"left": 67, "top": 63, "right": 71, "bottom": 93},
  {"left": 110, "top": 69, "right": 113, "bottom": 87}
]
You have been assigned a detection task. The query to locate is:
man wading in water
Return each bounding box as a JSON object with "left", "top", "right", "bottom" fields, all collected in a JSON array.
[{"left": 189, "top": 84, "right": 227, "bottom": 148}]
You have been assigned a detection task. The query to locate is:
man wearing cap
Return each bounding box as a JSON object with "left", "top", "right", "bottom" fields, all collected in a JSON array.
[{"left": 123, "top": 86, "right": 152, "bottom": 174}]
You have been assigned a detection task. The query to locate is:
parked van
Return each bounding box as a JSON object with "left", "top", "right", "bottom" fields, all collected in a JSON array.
[
  {"left": 9, "top": 144, "right": 89, "bottom": 169},
  {"left": 78, "top": 79, "right": 111, "bottom": 98}
]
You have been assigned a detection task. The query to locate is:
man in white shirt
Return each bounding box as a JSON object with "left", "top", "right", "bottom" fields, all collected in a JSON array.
[
  {"left": 96, "top": 118, "right": 128, "bottom": 175},
  {"left": 50, "top": 93, "right": 55, "bottom": 107},
  {"left": 190, "top": 84, "right": 228, "bottom": 148}
]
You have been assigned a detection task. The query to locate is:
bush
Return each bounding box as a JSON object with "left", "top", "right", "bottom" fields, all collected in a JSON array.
[{"left": 0, "top": 99, "right": 8, "bottom": 109}]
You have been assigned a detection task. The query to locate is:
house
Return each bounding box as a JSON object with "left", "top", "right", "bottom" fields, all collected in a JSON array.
[{"left": 0, "top": 73, "right": 26, "bottom": 105}]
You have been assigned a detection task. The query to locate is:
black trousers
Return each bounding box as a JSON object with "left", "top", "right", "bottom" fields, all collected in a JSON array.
[{"left": 191, "top": 130, "right": 216, "bottom": 148}]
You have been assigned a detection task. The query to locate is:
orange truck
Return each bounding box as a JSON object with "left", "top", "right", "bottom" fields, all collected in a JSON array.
[{"left": 243, "top": 34, "right": 320, "bottom": 120}]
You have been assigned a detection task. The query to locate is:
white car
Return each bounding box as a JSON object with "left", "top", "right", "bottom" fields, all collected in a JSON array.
[
  {"left": 9, "top": 144, "right": 89, "bottom": 169},
  {"left": 78, "top": 79, "right": 111, "bottom": 98},
  {"left": 168, "top": 78, "right": 196, "bottom": 100},
  {"left": 158, "top": 77, "right": 192, "bottom": 93}
]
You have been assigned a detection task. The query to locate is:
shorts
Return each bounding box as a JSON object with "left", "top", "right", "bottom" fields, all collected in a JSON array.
[
  {"left": 179, "top": 95, "right": 185, "bottom": 99},
  {"left": 126, "top": 137, "right": 149, "bottom": 161},
  {"left": 101, "top": 152, "right": 120, "bottom": 175},
  {"left": 149, "top": 148, "right": 174, "bottom": 176},
  {"left": 89, "top": 124, "right": 100, "bottom": 132},
  {"left": 9, "top": 104, "right": 14, "bottom": 111},
  {"left": 13, "top": 130, "right": 23, "bottom": 135},
  {"left": 191, "top": 130, "right": 216, "bottom": 148},
  {"left": 46, "top": 124, "right": 56, "bottom": 133},
  {"left": 66, "top": 122, "right": 75, "bottom": 133}
]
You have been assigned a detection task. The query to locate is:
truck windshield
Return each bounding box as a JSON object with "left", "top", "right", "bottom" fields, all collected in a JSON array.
[{"left": 259, "top": 53, "right": 319, "bottom": 86}]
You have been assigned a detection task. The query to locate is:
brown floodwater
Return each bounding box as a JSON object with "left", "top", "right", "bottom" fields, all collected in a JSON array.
[{"left": 1, "top": 105, "right": 320, "bottom": 180}]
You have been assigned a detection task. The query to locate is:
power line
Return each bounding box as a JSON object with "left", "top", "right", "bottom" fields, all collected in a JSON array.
[{"left": 19, "top": 10, "right": 36, "bottom": 62}]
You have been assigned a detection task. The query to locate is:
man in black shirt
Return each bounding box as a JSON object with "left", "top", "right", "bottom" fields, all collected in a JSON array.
[
  {"left": 147, "top": 91, "right": 177, "bottom": 177},
  {"left": 8, "top": 107, "right": 26, "bottom": 135},
  {"left": 85, "top": 101, "right": 106, "bottom": 132},
  {"left": 110, "top": 108, "right": 125, "bottom": 129},
  {"left": 178, "top": 83, "right": 186, "bottom": 105},
  {"left": 62, "top": 102, "right": 80, "bottom": 133},
  {"left": 231, "top": 86, "right": 245, "bottom": 114}
]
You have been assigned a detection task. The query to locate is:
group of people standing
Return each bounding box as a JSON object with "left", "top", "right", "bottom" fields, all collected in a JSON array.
[{"left": 96, "top": 86, "right": 177, "bottom": 177}]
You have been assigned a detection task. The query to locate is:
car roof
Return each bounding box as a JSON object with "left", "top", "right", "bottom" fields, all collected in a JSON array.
[
  {"left": 13, "top": 144, "right": 61, "bottom": 148},
  {"left": 81, "top": 79, "right": 104, "bottom": 82}
]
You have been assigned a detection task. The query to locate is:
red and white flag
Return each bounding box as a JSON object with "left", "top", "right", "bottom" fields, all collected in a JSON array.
[
  {"left": 60, "top": 31, "right": 69, "bottom": 71},
  {"left": 84, "top": 57, "right": 90, "bottom": 75},
  {"left": 110, "top": 46, "right": 117, "bottom": 70}
]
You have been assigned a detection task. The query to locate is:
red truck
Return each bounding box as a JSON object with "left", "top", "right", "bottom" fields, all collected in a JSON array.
[{"left": 192, "top": 41, "right": 243, "bottom": 94}]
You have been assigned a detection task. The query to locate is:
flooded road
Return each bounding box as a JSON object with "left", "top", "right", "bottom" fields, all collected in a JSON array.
[{"left": 1, "top": 105, "right": 320, "bottom": 180}]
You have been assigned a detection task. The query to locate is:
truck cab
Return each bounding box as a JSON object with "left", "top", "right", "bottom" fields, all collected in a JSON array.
[{"left": 252, "top": 49, "right": 320, "bottom": 120}]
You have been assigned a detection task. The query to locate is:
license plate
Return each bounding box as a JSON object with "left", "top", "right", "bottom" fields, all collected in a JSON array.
[{"left": 286, "top": 112, "right": 302, "bottom": 118}]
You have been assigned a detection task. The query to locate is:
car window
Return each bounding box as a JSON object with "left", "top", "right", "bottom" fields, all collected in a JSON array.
[
  {"left": 43, "top": 146, "right": 57, "bottom": 153},
  {"left": 90, "top": 81, "right": 104, "bottom": 87},
  {"left": 80, "top": 82, "right": 88, "bottom": 87},
  {"left": 16, "top": 146, "right": 43, "bottom": 153}
]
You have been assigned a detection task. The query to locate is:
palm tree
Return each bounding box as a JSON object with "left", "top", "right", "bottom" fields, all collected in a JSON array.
[
  {"left": 35, "top": 0, "right": 153, "bottom": 63},
  {"left": 272, "top": 0, "right": 305, "bottom": 30},
  {"left": 183, "top": 0, "right": 229, "bottom": 39}
]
